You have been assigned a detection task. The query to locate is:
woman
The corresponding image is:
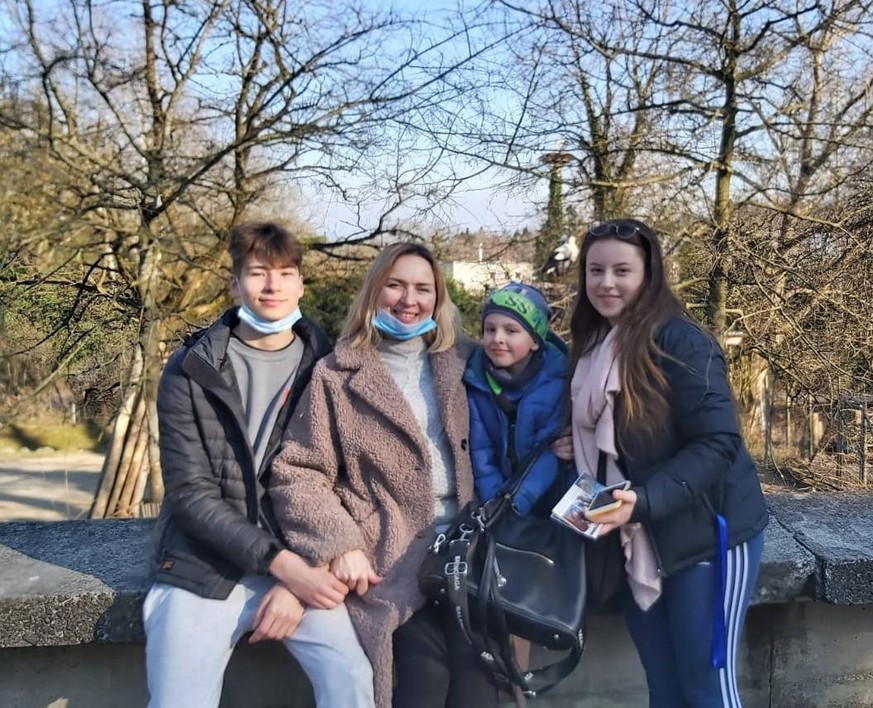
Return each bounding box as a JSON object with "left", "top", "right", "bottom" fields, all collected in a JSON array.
[
  {"left": 566, "top": 218, "right": 767, "bottom": 707},
  {"left": 269, "top": 243, "right": 497, "bottom": 708}
]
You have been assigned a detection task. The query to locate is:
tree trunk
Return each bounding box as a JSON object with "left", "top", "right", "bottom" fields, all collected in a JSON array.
[
  {"left": 90, "top": 236, "right": 164, "bottom": 519},
  {"left": 706, "top": 2, "right": 740, "bottom": 340},
  {"left": 90, "top": 345, "right": 144, "bottom": 518},
  {"left": 115, "top": 401, "right": 150, "bottom": 517}
]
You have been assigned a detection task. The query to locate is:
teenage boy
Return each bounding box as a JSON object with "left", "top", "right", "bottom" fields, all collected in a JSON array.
[{"left": 144, "top": 222, "right": 374, "bottom": 707}]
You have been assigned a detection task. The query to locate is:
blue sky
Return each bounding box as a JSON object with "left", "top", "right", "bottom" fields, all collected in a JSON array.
[
  {"left": 301, "top": 172, "right": 544, "bottom": 240},
  {"left": 296, "top": 0, "right": 549, "bottom": 239},
  {"left": 1, "top": 0, "right": 549, "bottom": 241}
]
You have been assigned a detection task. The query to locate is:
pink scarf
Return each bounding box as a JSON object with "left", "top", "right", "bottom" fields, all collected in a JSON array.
[{"left": 570, "top": 327, "right": 662, "bottom": 611}]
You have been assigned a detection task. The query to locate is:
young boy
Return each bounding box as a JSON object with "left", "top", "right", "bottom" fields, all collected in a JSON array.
[
  {"left": 463, "top": 282, "right": 569, "bottom": 515},
  {"left": 144, "top": 222, "right": 374, "bottom": 707}
]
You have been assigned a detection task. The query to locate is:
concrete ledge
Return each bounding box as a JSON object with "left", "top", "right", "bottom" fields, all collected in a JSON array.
[
  {"left": 0, "top": 519, "right": 152, "bottom": 647},
  {"left": 767, "top": 492, "right": 873, "bottom": 604},
  {"left": 755, "top": 510, "right": 817, "bottom": 604},
  {"left": 0, "top": 491, "right": 871, "bottom": 707},
  {"left": 0, "top": 493, "right": 825, "bottom": 648}
]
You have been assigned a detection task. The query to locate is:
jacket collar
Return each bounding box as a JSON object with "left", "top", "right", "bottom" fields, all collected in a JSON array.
[
  {"left": 463, "top": 339, "right": 567, "bottom": 392},
  {"left": 335, "top": 341, "right": 423, "bottom": 447},
  {"left": 181, "top": 308, "right": 328, "bottom": 390},
  {"left": 332, "top": 338, "right": 469, "bottom": 450}
]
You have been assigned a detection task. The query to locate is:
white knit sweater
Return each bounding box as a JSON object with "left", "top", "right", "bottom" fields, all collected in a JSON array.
[{"left": 378, "top": 337, "right": 458, "bottom": 525}]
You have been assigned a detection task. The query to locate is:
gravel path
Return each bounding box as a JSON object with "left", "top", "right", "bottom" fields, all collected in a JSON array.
[
  {"left": 0, "top": 451, "right": 796, "bottom": 523},
  {"left": 0, "top": 451, "right": 105, "bottom": 521}
]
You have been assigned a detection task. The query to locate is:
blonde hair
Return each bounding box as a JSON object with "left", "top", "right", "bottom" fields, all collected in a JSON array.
[{"left": 340, "top": 242, "right": 461, "bottom": 352}]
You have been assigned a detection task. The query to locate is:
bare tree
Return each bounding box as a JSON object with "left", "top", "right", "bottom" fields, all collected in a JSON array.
[
  {"left": 726, "top": 2, "right": 873, "bottom": 456},
  {"left": 416, "top": 0, "right": 681, "bottom": 248},
  {"left": 0, "top": 0, "right": 490, "bottom": 516},
  {"left": 482, "top": 1, "right": 873, "bottom": 333}
]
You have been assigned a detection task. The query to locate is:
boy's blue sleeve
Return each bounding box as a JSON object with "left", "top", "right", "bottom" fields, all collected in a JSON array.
[
  {"left": 510, "top": 374, "right": 572, "bottom": 515},
  {"left": 468, "top": 391, "right": 506, "bottom": 503},
  {"left": 512, "top": 449, "right": 562, "bottom": 515}
]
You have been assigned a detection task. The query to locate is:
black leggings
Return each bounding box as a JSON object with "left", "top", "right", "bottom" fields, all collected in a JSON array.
[{"left": 392, "top": 602, "right": 499, "bottom": 708}]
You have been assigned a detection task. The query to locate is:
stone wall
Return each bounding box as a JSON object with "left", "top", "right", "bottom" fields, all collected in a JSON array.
[{"left": 2, "top": 492, "right": 873, "bottom": 707}]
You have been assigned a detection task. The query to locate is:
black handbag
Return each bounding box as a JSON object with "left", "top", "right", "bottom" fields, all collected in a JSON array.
[{"left": 418, "top": 443, "right": 586, "bottom": 696}]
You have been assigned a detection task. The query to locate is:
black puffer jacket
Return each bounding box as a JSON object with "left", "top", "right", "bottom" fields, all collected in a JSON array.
[
  {"left": 619, "top": 315, "right": 768, "bottom": 577},
  {"left": 152, "top": 309, "right": 332, "bottom": 599}
]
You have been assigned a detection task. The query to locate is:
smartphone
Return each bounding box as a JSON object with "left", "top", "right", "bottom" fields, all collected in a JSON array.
[{"left": 585, "top": 480, "right": 631, "bottom": 518}]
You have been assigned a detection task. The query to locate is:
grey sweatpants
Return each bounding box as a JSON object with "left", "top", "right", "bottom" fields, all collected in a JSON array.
[{"left": 143, "top": 575, "right": 374, "bottom": 708}]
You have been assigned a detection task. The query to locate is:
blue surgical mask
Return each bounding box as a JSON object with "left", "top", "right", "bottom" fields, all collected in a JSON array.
[
  {"left": 238, "top": 304, "right": 302, "bottom": 335},
  {"left": 373, "top": 309, "right": 437, "bottom": 340}
]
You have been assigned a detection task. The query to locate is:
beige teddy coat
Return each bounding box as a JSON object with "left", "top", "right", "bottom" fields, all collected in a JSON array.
[{"left": 270, "top": 338, "right": 476, "bottom": 708}]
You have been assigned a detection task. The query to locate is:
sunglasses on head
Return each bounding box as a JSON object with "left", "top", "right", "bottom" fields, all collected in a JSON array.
[{"left": 587, "top": 222, "right": 644, "bottom": 240}]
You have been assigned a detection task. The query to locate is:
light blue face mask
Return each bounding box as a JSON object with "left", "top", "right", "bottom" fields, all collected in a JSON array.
[
  {"left": 238, "top": 304, "right": 302, "bottom": 335},
  {"left": 372, "top": 309, "right": 437, "bottom": 340}
]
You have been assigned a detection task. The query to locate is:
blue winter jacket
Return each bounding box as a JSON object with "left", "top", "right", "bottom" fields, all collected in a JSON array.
[{"left": 463, "top": 339, "right": 571, "bottom": 515}]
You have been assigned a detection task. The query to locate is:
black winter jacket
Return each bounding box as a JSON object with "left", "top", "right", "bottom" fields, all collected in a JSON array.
[
  {"left": 152, "top": 309, "right": 332, "bottom": 599},
  {"left": 618, "top": 315, "right": 768, "bottom": 577}
]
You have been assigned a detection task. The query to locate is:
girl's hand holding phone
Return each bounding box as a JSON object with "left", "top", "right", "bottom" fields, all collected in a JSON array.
[
  {"left": 585, "top": 481, "right": 631, "bottom": 517},
  {"left": 585, "top": 488, "right": 637, "bottom": 535}
]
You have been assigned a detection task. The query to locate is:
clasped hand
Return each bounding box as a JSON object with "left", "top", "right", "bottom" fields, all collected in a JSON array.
[
  {"left": 252, "top": 546, "right": 382, "bottom": 642},
  {"left": 269, "top": 549, "right": 349, "bottom": 609},
  {"left": 330, "top": 549, "right": 383, "bottom": 596},
  {"left": 250, "top": 583, "right": 304, "bottom": 643}
]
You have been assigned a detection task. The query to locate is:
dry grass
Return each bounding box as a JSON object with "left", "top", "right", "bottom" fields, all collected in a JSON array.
[
  {"left": 0, "top": 422, "right": 106, "bottom": 453},
  {"left": 756, "top": 449, "right": 872, "bottom": 493}
]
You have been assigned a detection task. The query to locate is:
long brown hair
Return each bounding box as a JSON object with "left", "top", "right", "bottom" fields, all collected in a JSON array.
[
  {"left": 340, "top": 242, "right": 461, "bottom": 352},
  {"left": 569, "top": 218, "right": 688, "bottom": 436}
]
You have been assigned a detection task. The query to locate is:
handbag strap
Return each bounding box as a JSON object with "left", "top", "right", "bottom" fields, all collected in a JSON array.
[
  {"left": 443, "top": 503, "right": 522, "bottom": 687},
  {"left": 505, "top": 436, "right": 558, "bottom": 497},
  {"left": 597, "top": 449, "right": 607, "bottom": 484},
  {"left": 502, "top": 435, "right": 567, "bottom": 514},
  {"left": 444, "top": 537, "right": 477, "bottom": 647}
]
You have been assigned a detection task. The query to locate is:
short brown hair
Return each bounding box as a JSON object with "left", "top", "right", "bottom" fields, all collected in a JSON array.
[
  {"left": 227, "top": 222, "right": 303, "bottom": 274},
  {"left": 340, "top": 242, "right": 461, "bottom": 353}
]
